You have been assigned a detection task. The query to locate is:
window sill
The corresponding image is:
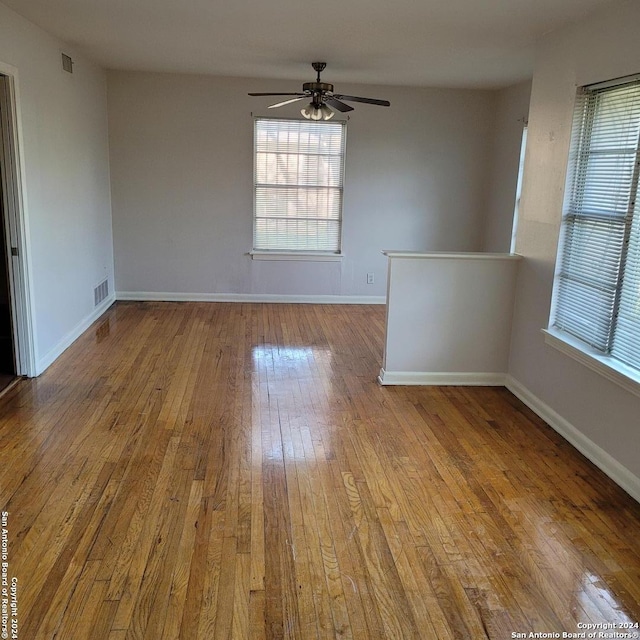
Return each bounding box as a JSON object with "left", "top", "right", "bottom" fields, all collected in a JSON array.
[
  {"left": 250, "top": 251, "right": 344, "bottom": 262},
  {"left": 542, "top": 328, "right": 640, "bottom": 399}
]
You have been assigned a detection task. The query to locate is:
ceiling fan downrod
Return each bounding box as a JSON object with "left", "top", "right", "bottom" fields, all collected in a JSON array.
[{"left": 312, "top": 61, "right": 326, "bottom": 82}]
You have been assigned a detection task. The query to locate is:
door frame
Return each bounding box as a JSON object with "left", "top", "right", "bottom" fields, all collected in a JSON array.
[{"left": 0, "top": 64, "right": 37, "bottom": 377}]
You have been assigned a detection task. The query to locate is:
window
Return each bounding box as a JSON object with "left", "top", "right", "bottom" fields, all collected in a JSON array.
[
  {"left": 549, "top": 76, "right": 640, "bottom": 384},
  {"left": 253, "top": 118, "right": 345, "bottom": 254},
  {"left": 510, "top": 126, "right": 527, "bottom": 253}
]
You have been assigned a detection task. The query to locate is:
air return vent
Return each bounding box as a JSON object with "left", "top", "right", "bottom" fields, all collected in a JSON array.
[
  {"left": 94, "top": 279, "right": 109, "bottom": 307},
  {"left": 62, "top": 53, "right": 74, "bottom": 74}
]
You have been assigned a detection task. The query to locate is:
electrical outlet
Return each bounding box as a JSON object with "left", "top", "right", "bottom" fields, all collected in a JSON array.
[{"left": 367, "top": 272, "right": 375, "bottom": 285}]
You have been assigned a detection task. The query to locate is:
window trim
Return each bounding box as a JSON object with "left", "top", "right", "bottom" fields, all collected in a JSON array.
[
  {"left": 252, "top": 116, "right": 347, "bottom": 257},
  {"left": 547, "top": 74, "right": 640, "bottom": 394},
  {"left": 543, "top": 328, "right": 640, "bottom": 399},
  {"left": 249, "top": 251, "right": 344, "bottom": 262}
]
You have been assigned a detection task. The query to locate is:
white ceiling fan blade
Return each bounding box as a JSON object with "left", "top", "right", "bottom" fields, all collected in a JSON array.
[{"left": 268, "top": 97, "right": 306, "bottom": 109}]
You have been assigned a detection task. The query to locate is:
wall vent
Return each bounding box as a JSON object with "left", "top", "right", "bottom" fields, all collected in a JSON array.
[
  {"left": 94, "top": 279, "right": 109, "bottom": 307},
  {"left": 62, "top": 53, "right": 74, "bottom": 74}
]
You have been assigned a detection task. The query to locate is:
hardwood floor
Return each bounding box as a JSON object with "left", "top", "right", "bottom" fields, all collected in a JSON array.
[
  {"left": 0, "top": 301, "right": 639, "bottom": 639},
  {"left": 0, "top": 372, "right": 16, "bottom": 394}
]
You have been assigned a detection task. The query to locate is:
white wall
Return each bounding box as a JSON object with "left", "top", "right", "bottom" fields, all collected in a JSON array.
[
  {"left": 108, "top": 71, "right": 496, "bottom": 299},
  {"left": 509, "top": 0, "right": 640, "bottom": 494},
  {"left": 482, "top": 80, "right": 531, "bottom": 253},
  {"left": 0, "top": 3, "right": 114, "bottom": 373}
]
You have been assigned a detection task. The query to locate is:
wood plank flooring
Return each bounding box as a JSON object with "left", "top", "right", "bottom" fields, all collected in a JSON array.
[{"left": 0, "top": 301, "right": 639, "bottom": 639}]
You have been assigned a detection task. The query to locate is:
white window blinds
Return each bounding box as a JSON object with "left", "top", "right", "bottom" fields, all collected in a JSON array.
[
  {"left": 254, "top": 118, "right": 345, "bottom": 252},
  {"left": 552, "top": 77, "right": 640, "bottom": 373}
]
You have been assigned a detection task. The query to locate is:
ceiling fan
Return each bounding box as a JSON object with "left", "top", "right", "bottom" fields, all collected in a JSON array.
[{"left": 248, "top": 62, "right": 391, "bottom": 121}]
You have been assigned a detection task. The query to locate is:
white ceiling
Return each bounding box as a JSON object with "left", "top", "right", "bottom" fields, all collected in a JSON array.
[{"left": 4, "top": 0, "right": 617, "bottom": 89}]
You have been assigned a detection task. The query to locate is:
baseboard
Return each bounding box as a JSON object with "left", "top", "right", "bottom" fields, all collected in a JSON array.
[
  {"left": 116, "top": 291, "right": 386, "bottom": 305},
  {"left": 506, "top": 375, "right": 640, "bottom": 504},
  {"left": 36, "top": 295, "right": 116, "bottom": 375},
  {"left": 377, "top": 369, "right": 507, "bottom": 386}
]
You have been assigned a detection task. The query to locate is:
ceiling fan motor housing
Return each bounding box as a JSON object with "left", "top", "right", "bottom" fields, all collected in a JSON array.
[
  {"left": 303, "top": 82, "right": 334, "bottom": 93},
  {"left": 303, "top": 82, "right": 333, "bottom": 106}
]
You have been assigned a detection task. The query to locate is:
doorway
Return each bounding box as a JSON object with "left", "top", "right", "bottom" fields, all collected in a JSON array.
[
  {"left": 0, "top": 69, "right": 35, "bottom": 381},
  {"left": 0, "top": 79, "right": 16, "bottom": 390},
  {"left": 0, "top": 181, "right": 15, "bottom": 386}
]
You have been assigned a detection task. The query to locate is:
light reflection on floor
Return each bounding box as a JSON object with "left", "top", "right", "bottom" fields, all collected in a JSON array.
[
  {"left": 579, "top": 571, "right": 636, "bottom": 624},
  {"left": 251, "top": 344, "right": 335, "bottom": 463},
  {"left": 251, "top": 345, "right": 331, "bottom": 369},
  {"left": 513, "top": 496, "right": 639, "bottom": 628}
]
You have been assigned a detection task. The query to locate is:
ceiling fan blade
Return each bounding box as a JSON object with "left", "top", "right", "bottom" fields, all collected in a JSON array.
[
  {"left": 324, "top": 97, "right": 354, "bottom": 113},
  {"left": 248, "top": 92, "right": 306, "bottom": 97},
  {"left": 333, "top": 94, "right": 391, "bottom": 107},
  {"left": 268, "top": 97, "right": 306, "bottom": 109}
]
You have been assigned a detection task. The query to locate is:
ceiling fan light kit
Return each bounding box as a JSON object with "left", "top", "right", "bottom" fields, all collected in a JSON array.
[
  {"left": 249, "top": 62, "right": 390, "bottom": 120},
  {"left": 300, "top": 103, "right": 334, "bottom": 121}
]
